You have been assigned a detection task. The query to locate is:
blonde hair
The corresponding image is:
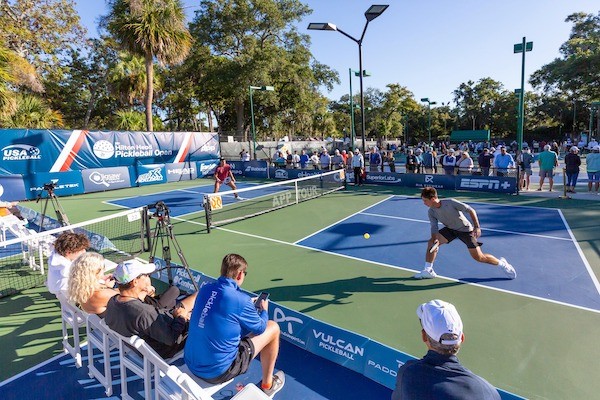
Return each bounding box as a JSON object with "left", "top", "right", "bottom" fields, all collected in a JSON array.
[{"left": 68, "top": 252, "right": 105, "bottom": 305}]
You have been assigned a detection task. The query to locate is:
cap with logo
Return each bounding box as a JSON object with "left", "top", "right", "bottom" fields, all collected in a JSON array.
[
  {"left": 113, "top": 259, "right": 156, "bottom": 284},
  {"left": 417, "top": 299, "right": 463, "bottom": 345}
]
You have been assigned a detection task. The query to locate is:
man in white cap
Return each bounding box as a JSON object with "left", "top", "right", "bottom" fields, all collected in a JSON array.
[
  {"left": 104, "top": 259, "right": 197, "bottom": 358},
  {"left": 351, "top": 148, "right": 365, "bottom": 185},
  {"left": 391, "top": 299, "right": 501, "bottom": 400}
]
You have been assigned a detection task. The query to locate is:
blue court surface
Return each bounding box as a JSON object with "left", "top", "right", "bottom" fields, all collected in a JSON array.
[
  {"left": 297, "top": 196, "right": 600, "bottom": 312},
  {"left": 107, "top": 183, "right": 292, "bottom": 216},
  {"left": 0, "top": 339, "right": 391, "bottom": 400}
]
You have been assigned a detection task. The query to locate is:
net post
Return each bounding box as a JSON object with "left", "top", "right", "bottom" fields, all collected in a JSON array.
[
  {"left": 295, "top": 181, "right": 299, "bottom": 205},
  {"left": 142, "top": 206, "right": 152, "bottom": 251},
  {"left": 204, "top": 195, "right": 212, "bottom": 233},
  {"left": 559, "top": 167, "right": 570, "bottom": 199}
]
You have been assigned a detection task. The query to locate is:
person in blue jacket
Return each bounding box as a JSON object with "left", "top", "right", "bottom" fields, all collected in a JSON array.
[{"left": 184, "top": 254, "right": 285, "bottom": 397}]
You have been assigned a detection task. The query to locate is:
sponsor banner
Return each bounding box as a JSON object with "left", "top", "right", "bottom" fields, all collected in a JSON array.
[
  {"left": 24, "top": 171, "right": 84, "bottom": 199},
  {"left": 0, "top": 129, "right": 219, "bottom": 174},
  {"left": 362, "top": 172, "right": 403, "bottom": 185},
  {"left": 401, "top": 173, "right": 456, "bottom": 190},
  {"left": 197, "top": 159, "right": 219, "bottom": 177},
  {"left": 267, "top": 304, "right": 313, "bottom": 350},
  {"left": 165, "top": 162, "right": 198, "bottom": 182},
  {"left": 243, "top": 160, "right": 269, "bottom": 178},
  {"left": 225, "top": 161, "right": 244, "bottom": 176},
  {"left": 82, "top": 166, "right": 131, "bottom": 192},
  {"left": 305, "top": 320, "right": 370, "bottom": 374},
  {"left": 0, "top": 175, "right": 27, "bottom": 201},
  {"left": 456, "top": 176, "right": 516, "bottom": 193},
  {"left": 363, "top": 340, "right": 416, "bottom": 390},
  {"left": 151, "top": 257, "right": 215, "bottom": 294},
  {"left": 268, "top": 168, "right": 330, "bottom": 180},
  {"left": 135, "top": 164, "right": 167, "bottom": 186}
]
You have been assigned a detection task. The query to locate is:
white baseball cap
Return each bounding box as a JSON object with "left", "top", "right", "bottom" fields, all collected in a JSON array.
[
  {"left": 570, "top": 146, "right": 579, "bottom": 152},
  {"left": 114, "top": 259, "right": 156, "bottom": 284},
  {"left": 417, "top": 299, "right": 463, "bottom": 345},
  {"left": 594, "top": 145, "right": 600, "bottom": 151}
]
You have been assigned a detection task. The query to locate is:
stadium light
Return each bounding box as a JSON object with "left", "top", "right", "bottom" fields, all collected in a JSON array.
[
  {"left": 421, "top": 98, "right": 437, "bottom": 144},
  {"left": 514, "top": 37, "right": 533, "bottom": 151},
  {"left": 309, "top": 4, "right": 389, "bottom": 154},
  {"left": 249, "top": 85, "right": 275, "bottom": 160}
]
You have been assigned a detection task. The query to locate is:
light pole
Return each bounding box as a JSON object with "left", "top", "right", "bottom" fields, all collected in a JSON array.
[
  {"left": 308, "top": 4, "right": 389, "bottom": 155},
  {"left": 348, "top": 68, "right": 371, "bottom": 150},
  {"left": 420, "top": 98, "right": 436, "bottom": 144},
  {"left": 249, "top": 85, "right": 274, "bottom": 160},
  {"left": 513, "top": 37, "right": 533, "bottom": 151}
]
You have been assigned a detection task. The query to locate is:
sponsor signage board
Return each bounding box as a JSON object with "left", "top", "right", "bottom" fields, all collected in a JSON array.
[
  {"left": 82, "top": 166, "right": 131, "bottom": 192},
  {"left": 363, "top": 340, "right": 416, "bottom": 390},
  {"left": 165, "top": 162, "right": 198, "bottom": 182},
  {"left": 24, "top": 171, "right": 84, "bottom": 199},
  {"left": 135, "top": 164, "right": 167, "bottom": 186},
  {"left": 457, "top": 176, "right": 516, "bottom": 193},
  {"left": 0, "top": 175, "right": 27, "bottom": 202},
  {"left": 268, "top": 304, "right": 313, "bottom": 350},
  {"left": 197, "top": 160, "right": 219, "bottom": 177},
  {"left": 243, "top": 161, "right": 269, "bottom": 179}
]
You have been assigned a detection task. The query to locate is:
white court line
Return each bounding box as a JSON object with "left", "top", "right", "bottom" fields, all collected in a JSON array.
[
  {"left": 361, "top": 211, "right": 573, "bottom": 242},
  {"left": 558, "top": 209, "right": 600, "bottom": 295},
  {"left": 293, "top": 196, "right": 394, "bottom": 244},
  {"left": 177, "top": 216, "right": 600, "bottom": 315}
]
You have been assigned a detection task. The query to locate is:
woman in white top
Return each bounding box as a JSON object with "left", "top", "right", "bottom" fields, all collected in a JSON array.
[{"left": 456, "top": 151, "right": 474, "bottom": 175}]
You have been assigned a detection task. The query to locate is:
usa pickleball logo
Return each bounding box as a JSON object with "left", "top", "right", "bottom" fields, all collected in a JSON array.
[
  {"left": 93, "top": 140, "right": 115, "bottom": 159},
  {"left": 2, "top": 144, "right": 42, "bottom": 161}
]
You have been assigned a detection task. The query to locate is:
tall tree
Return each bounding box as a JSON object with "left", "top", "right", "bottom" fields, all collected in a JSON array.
[{"left": 103, "top": 0, "right": 192, "bottom": 131}]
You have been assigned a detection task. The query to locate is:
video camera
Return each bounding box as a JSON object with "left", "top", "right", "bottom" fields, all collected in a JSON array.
[
  {"left": 149, "top": 201, "right": 170, "bottom": 221},
  {"left": 43, "top": 182, "right": 57, "bottom": 191}
]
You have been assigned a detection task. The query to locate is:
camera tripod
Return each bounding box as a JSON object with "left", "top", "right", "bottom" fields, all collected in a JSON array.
[
  {"left": 148, "top": 201, "right": 198, "bottom": 292},
  {"left": 37, "top": 183, "right": 70, "bottom": 232}
]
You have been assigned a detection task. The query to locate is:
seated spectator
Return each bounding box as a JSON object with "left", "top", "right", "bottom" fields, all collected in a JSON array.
[
  {"left": 184, "top": 254, "right": 285, "bottom": 397},
  {"left": 47, "top": 232, "right": 90, "bottom": 297},
  {"left": 391, "top": 299, "right": 500, "bottom": 400},
  {"left": 68, "top": 252, "right": 117, "bottom": 317},
  {"left": 104, "top": 259, "right": 197, "bottom": 359},
  {"left": 0, "top": 200, "right": 25, "bottom": 220}
]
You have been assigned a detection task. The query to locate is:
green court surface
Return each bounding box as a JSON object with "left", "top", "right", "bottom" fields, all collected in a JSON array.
[{"left": 1, "top": 179, "right": 599, "bottom": 399}]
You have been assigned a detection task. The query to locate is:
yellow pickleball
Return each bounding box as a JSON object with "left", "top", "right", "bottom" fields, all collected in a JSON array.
[{"left": 363, "top": 233, "right": 370, "bottom": 239}]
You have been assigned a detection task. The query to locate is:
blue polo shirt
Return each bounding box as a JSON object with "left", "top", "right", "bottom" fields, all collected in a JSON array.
[
  {"left": 184, "top": 277, "right": 267, "bottom": 379},
  {"left": 391, "top": 350, "right": 500, "bottom": 400}
]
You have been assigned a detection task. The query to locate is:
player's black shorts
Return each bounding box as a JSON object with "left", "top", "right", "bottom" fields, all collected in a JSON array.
[
  {"left": 439, "top": 227, "right": 481, "bottom": 249},
  {"left": 203, "top": 337, "right": 255, "bottom": 384}
]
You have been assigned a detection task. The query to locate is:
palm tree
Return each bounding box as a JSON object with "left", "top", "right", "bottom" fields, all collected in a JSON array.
[
  {"left": 0, "top": 94, "right": 64, "bottom": 128},
  {"left": 104, "top": 0, "right": 192, "bottom": 131}
]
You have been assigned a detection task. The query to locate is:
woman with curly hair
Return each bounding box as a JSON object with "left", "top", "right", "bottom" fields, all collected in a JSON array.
[{"left": 68, "top": 252, "right": 118, "bottom": 317}]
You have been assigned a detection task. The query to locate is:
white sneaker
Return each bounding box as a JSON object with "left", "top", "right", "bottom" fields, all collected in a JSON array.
[
  {"left": 413, "top": 269, "right": 437, "bottom": 279},
  {"left": 499, "top": 257, "right": 516, "bottom": 279}
]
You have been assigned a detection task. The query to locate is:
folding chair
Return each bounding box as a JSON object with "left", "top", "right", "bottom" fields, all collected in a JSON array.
[
  {"left": 177, "top": 362, "right": 233, "bottom": 397},
  {"left": 112, "top": 331, "right": 151, "bottom": 400},
  {"left": 56, "top": 293, "right": 86, "bottom": 368},
  {"left": 86, "top": 314, "right": 118, "bottom": 396}
]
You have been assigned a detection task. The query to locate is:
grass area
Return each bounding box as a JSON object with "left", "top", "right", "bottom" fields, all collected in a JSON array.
[{"left": 2, "top": 179, "right": 599, "bottom": 399}]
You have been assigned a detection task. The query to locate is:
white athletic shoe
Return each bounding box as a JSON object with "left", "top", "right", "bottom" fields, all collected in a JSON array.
[
  {"left": 413, "top": 269, "right": 437, "bottom": 279},
  {"left": 499, "top": 257, "right": 517, "bottom": 279}
]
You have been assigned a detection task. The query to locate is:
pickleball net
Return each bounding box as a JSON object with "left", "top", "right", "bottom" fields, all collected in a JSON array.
[
  {"left": 0, "top": 206, "right": 147, "bottom": 298},
  {"left": 203, "top": 169, "right": 346, "bottom": 231}
]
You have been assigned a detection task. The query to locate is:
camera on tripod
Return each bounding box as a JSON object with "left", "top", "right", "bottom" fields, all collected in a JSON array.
[
  {"left": 150, "top": 201, "right": 170, "bottom": 222},
  {"left": 43, "top": 182, "right": 57, "bottom": 191}
]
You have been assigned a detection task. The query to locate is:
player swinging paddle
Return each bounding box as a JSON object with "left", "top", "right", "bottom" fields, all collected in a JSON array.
[
  {"left": 414, "top": 187, "right": 516, "bottom": 280},
  {"left": 214, "top": 158, "right": 239, "bottom": 199}
]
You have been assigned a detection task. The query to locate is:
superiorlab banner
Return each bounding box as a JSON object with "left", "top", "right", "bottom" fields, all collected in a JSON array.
[{"left": 0, "top": 129, "right": 220, "bottom": 175}]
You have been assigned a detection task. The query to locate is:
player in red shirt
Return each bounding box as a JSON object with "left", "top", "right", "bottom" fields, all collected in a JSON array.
[{"left": 214, "top": 158, "right": 239, "bottom": 198}]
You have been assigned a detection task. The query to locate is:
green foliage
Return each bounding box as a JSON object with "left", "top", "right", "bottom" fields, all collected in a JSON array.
[
  {"left": 114, "top": 109, "right": 163, "bottom": 131},
  {"left": 0, "top": 94, "right": 63, "bottom": 128}
]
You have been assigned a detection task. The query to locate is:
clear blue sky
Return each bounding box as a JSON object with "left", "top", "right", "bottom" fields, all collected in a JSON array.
[{"left": 76, "top": 0, "right": 599, "bottom": 105}]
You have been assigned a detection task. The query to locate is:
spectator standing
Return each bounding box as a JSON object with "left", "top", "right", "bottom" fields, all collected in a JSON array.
[
  {"left": 587, "top": 138, "right": 599, "bottom": 152},
  {"left": 406, "top": 149, "right": 418, "bottom": 173},
  {"left": 341, "top": 150, "right": 349, "bottom": 166},
  {"left": 391, "top": 299, "right": 501, "bottom": 400},
  {"left": 351, "top": 148, "right": 365, "bottom": 186},
  {"left": 331, "top": 149, "right": 344, "bottom": 170},
  {"left": 47, "top": 232, "right": 90, "bottom": 296},
  {"left": 493, "top": 146, "right": 515, "bottom": 177},
  {"left": 421, "top": 147, "right": 437, "bottom": 174},
  {"left": 537, "top": 144, "right": 559, "bottom": 191},
  {"left": 441, "top": 149, "right": 457, "bottom": 175},
  {"left": 386, "top": 151, "right": 396, "bottom": 172},
  {"left": 320, "top": 150, "right": 331, "bottom": 170},
  {"left": 456, "top": 151, "right": 474, "bottom": 175},
  {"left": 239, "top": 149, "right": 250, "bottom": 161},
  {"left": 310, "top": 151, "right": 320, "bottom": 170},
  {"left": 285, "top": 151, "right": 293, "bottom": 169},
  {"left": 369, "top": 147, "right": 382, "bottom": 172},
  {"left": 517, "top": 147, "right": 534, "bottom": 191},
  {"left": 586, "top": 146, "right": 600, "bottom": 193},
  {"left": 184, "top": 254, "right": 285, "bottom": 396},
  {"left": 292, "top": 150, "right": 300, "bottom": 169},
  {"left": 299, "top": 150, "right": 309, "bottom": 169},
  {"left": 414, "top": 148, "right": 424, "bottom": 174},
  {"left": 104, "top": 260, "right": 197, "bottom": 359},
  {"left": 477, "top": 148, "right": 494, "bottom": 176},
  {"left": 564, "top": 146, "right": 582, "bottom": 193}
]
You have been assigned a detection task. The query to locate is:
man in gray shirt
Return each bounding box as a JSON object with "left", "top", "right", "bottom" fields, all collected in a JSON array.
[{"left": 413, "top": 187, "right": 516, "bottom": 279}]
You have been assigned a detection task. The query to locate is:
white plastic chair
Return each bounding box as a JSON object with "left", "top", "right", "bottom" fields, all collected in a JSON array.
[
  {"left": 56, "top": 293, "right": 86, "bottom": 368},
  {"left": 86, "top": 313, "right": 118, "bottom": 396},
  {"left": 177, "top": 362, "right": 233, "bottom": 397},
  {"left": 112, "top": 331, "right": 151, "bottom": 400},
  {"left": 230, "top": 383, "right": 271, "bottom": 400}
]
